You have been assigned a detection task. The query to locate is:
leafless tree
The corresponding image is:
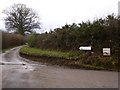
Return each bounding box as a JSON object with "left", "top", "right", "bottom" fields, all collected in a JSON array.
[{"left": 3, "top": 3, "right": 40, "bottom": 35}]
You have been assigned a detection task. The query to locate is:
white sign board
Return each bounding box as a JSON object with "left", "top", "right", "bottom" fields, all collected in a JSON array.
[
  {"left": 79, "top": 46, "right": 92, "bottom": 51},
  {"left": 103, "top": 48, "right": 111, "bottom": 56}
]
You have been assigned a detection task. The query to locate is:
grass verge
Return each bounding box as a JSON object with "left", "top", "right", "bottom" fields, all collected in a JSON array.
[
  {"left": 20, "top": 45, "right": 80, "bottom": 60},
  {"left": 19, "top": 45, "right": 117, "bottom": 71}
]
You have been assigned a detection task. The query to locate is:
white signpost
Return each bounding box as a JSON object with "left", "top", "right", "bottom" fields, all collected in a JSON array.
[
  {"left": 103, "top": 48, "right": 111, "bottom": 56},
  {"left": 79, "top": 46, "right": 92, "bottom": 51}
]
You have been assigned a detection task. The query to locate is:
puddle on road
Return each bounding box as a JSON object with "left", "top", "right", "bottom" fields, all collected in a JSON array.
[
  {"left": 22, "top": 65, "right": 34, "bottom": 71},
  {"left": 0, "top": 62, "right": 26, "bottom": 65},
  {"left": 20, "top": 64, "right": 46, "bottom": 72},
  {"left": 1, "top": 60, "right": 47, "bottom": 74}
]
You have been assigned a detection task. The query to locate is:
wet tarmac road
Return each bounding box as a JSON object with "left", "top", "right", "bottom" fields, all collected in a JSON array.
[{"left": 0, "top": 46, "right": 118, "bottom": 88}]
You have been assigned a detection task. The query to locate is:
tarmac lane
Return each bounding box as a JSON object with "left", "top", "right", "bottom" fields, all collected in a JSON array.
[{"left": 0, "top": 46, "right": 118, "bottom": 88}]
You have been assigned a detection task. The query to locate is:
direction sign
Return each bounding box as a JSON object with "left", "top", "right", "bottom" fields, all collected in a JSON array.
[
  {"left": 103, "top": 48, "right": 111, "bottom": 56},
  {"left": 79, "top": 46, "right": 92, "bottom": 51}
]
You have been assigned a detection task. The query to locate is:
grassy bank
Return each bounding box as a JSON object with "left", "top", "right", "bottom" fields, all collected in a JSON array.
[
  {"left": 20, "top": 46, "right": 80, "bottom": 60},
  {"left": 20, "top": 46, "right": 118, "bottom": 71}
]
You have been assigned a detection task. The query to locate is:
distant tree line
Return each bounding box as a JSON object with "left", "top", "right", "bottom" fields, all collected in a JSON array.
[
  {"left": 2, "top": 31, "right": 25, "bottom": 49},
  {"left": 28, "top": 14, "right": 120, "bottom": 57}
]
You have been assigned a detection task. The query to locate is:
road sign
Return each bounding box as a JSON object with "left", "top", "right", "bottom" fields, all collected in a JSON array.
[
  {"left": 103, "top": 48, "right": 111, "bottom": 56},
  {"left": 79, "top": 46, "right": 92, "bottom": 51}
]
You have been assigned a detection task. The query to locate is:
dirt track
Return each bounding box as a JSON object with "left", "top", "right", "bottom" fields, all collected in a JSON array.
[{"left": 0, "top": 46, "right": 118, "bottom": 88}]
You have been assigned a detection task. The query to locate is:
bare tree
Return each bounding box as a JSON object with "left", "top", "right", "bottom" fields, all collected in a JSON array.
[{"left": 3, "top": 3, "right": 40, "bottom": 35}]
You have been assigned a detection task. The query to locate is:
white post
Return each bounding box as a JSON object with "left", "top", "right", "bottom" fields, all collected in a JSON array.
[{"left": 118, "top": 1, "right": 120, "bottom": 16}]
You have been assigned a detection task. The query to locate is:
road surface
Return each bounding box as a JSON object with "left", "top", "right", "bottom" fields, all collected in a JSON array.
[{"left": 0, "top": 46, "right": 118, "bottom": 88}]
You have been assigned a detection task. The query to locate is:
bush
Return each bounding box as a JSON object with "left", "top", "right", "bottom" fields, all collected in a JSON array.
[
  {"left": 27, "top": 33, "right": 38, "bottom": 47},
  {"left": 2, "top": 31, "right": 25, "bottom": 49},
  {"left": 80, "top": 53, "right": 118, "bottom": 70}
]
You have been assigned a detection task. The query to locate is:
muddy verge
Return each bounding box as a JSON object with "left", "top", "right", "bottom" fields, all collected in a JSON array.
[{"left": 20, "top": 52, "right": 113, "bottom": 71}]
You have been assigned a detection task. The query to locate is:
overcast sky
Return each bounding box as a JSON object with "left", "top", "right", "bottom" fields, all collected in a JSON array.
[{"left": 0, "top": 0, "right": 119, "bottom": 33}]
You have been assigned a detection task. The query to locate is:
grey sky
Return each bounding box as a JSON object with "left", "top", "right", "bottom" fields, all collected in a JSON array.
[{"left": 0, "top": 0, "right": 119, "bottom": 33}]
